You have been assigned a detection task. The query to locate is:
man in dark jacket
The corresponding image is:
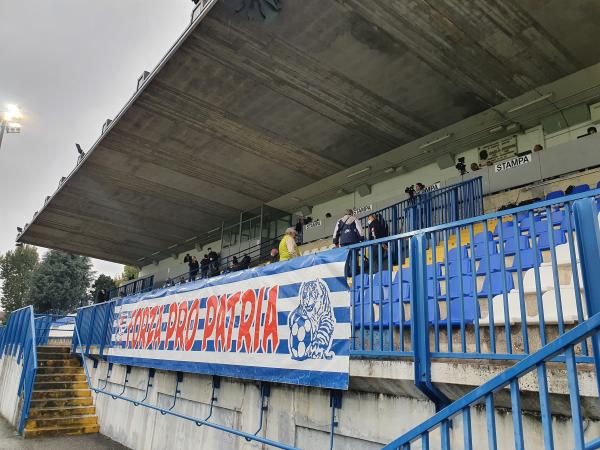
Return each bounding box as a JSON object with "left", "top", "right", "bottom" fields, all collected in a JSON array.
[
  {"left": 188, "top": 255, "right": 200, "bottom": 281},
  {"left": 333, "top": 209, "right": 364, "bottom": 277},
  {"left": 207, "top": 248, "right": 219, "bottom": 276},
  {"left": 367, "top": 214, "right": 389, "bottom": 273},
  {"left": 200, "top": 254, "right": 210, "bottom": 278},
  {"left": 239, "top": 254, "right": 251, "bottom": 271}
]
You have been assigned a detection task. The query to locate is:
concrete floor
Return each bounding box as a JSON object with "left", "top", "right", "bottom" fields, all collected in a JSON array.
[{"left": 0, "top": 416, "right": 128, "bottom": 450}]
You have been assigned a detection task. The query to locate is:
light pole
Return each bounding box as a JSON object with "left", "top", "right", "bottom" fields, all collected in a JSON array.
[{"left": 0, "top": 104, "right": 23, "bottom": 151}]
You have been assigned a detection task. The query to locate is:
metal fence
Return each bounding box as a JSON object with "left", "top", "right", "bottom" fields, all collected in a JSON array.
[
  {"left": 0, "top": 305, "right": 38, "bottom": 433},
  {"left": 349, "top": 189, "right": 599, "bottom": 364},
  {"left": 359, "top": 177, "right": 484, "bottom": 237},
  {"left": 109, "top": 275, "right": 154, "bottom": 300},
  {"left": 383, "top": 310, "right": 600, "bottom": 450},
  {"left": 71, "top": 302, "right": 115, "bottom": 358}
]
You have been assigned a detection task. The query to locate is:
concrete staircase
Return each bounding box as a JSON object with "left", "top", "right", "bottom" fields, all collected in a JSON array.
[{"left": 24, "top": 345, "right": 99, "bottom": 438}]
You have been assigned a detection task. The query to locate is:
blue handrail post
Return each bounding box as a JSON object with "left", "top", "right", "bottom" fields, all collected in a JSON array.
[
  {"left": 572, "top": 198, "right": 600, "bottom": 393},
  {"left": 329, "top": 390, "right": 342, "bottom": 450},
  {"left": 411, "top": 234, "right": 450, "bottom": 411}
]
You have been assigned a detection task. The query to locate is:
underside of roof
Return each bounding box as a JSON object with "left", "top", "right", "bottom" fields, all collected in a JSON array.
[{"left": 18, "top": 0, "right": 600, "bottom": 265}]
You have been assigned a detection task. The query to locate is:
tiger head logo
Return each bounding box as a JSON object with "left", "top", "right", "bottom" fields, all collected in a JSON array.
[{"left": 288, "top": 279, "right": 335, "bottom": 361}]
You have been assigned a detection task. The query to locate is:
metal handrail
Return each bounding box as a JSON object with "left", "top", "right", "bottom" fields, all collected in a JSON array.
[
  {"left": 72, "top": 324, "right": 299, "bottom": 450},
  {"left": 382, "top": 311, "right": 600, "bottom": 449}
]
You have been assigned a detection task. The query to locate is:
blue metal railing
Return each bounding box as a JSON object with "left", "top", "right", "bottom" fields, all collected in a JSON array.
[
  {"left": 359, "top": 177, "right": 484, "bottom": 237},
  {"left": 71, "top": 322, "right": 298, "bottom": 450},
  {"left": 382, "top": 310, "right": 600, "bottom": 450},
  {"left": 72, "top": 302, "right": 114, "bottom": 358},
  {"left": 348, "top": 189, "right": 600, "bottom": 362},
  {"left": 109, "top": 275, "right": 154, "bottom": 300},
  {"left": 34, "top": 314, "right": 75, "bottom": 346},
  {"left": 0, "top": 305, "right": 38, "bottom": 434}
]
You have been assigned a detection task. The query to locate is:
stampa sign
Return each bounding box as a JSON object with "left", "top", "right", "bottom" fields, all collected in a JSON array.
[
  {"left": 107, "top": 249, "right": 351, "bottom": 389},
  {"left": 494, "top": 154, "right": 532, "bottom": 173}
]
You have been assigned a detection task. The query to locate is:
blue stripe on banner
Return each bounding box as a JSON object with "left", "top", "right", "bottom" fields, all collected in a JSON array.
[
  {"left": 107, "top": 355, "right": 349, "bottom": 390},
  {"left": 117, "top": 249, "right": 348, "bottom": 305},
  {"left": 115, "top": 338, "right": 350, "bottom": 356}
]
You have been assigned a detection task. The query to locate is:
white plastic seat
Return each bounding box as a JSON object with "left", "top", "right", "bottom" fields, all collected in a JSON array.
[
  {"left": 522, "top": 265, "right": 557, "bottom": 294},
  {"left": 529, "top": 288, "right": 586, "bottom": 325},
  {"left": 480, "top": 292, "right": 524, "bottom": 326},
  {"left": 541, "top": 242, "right": 579, "bottom": 266}
]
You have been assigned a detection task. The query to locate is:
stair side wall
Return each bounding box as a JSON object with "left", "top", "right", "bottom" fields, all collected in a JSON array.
[{"left": 0, "top": 355, "right": 24, "bottom": 428}]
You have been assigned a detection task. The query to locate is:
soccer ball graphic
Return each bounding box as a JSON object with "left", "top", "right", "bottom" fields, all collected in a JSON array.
[{"left": 289, "top": 316, "right": 313, "bottom": 361}]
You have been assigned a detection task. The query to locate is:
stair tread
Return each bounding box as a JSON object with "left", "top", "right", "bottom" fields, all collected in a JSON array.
[
  {"left": 30, "top": 405, "right": 94, "bottom": 412},
  {"left": 24, "top": 424, "right": 99, "bottom": 432}
]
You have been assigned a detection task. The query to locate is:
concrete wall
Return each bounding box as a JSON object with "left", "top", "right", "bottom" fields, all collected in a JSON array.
[
  {"left": 0, "top": 355, "right": 23, "bottom": 428},
  {"left": 87, "top": 358, "right": 599, "bottom": 450}
]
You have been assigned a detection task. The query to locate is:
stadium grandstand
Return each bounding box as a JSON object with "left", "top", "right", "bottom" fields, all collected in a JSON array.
[{"left": 3, "top": 0, "right": 600, "bottom": 448}]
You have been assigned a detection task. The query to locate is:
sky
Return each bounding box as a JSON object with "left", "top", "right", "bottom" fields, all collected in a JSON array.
[{"left": 0, "top": 0, "right": 194, "bottom": 281}]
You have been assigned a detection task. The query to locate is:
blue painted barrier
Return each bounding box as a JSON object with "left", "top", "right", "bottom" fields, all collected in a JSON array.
[{"left": 0, "top": 306, "right": 38, "bottom": 434}]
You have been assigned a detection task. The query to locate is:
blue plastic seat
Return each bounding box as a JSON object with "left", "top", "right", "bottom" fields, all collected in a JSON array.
[
  {"left": 372, "top": 270, "right": 393, "bottom": 286},
  {"left": 398, "top": 299, "right": 438, "bottom": 327},
  {"left": 391, "top": 282, "right": 411, "bottom": 303},
  {"left": 447, "top": 276, "right": 476, "bottom": 299},
  {"left": 508, "top": 248, "right": 542, "bottom": 272},
  {"left": 448, "top": 259, "right": 473, "bottom": 278},
  {"left": 478, "top": 271, "right": 515, "bottom": 298},
  {"left": 474, "top": 231, "right": 493, "bottom": 243},
  {"left": 438, "top": 297, "right": 480, "bottom": 326},
  {"left": 503, "top": 235, "right": 530, "bottom": 255},
  {"left": 493, "top": 221, "right": 514, "bottom": 237},
  {"left": 537, "top": 229, "right": 567, "bottom": 250},
  {"left": 476, "top": 253, "right": 503, "bottom": 275},
  {"left": 571, "top": 184, "right": 590, "bottom": 195},
  {"left": 545, "top": 190, "right": 564, "bottom": 201},
  {"left": 550, "top": 210, "right": 565, "bottom": 226},
  {"left": 519, "top": 215, "right": 541, "bottom": 232},
  {"left": 448, "top": 246, "right": 469, "bottom": 262},
  {"left": 474, "top": 240, "right": 498, "bottom": 259},
  {"left": 427, "top": 263, "right": 444, "bottom": 280}
]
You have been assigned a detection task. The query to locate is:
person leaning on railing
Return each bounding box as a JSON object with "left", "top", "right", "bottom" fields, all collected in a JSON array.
[
  {"left": 279, "top": 227, "right": 301, "bottom": 261},
  {"left": 333, "top": 209, "right": 364, "bottom": 277}
]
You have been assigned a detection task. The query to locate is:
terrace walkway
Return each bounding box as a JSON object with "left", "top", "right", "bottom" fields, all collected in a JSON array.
[{"left": 0, "top": 415, "right": 126, "bottom": 450}]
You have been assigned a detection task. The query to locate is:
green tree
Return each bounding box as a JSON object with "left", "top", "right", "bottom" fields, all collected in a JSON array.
[
  {"left": 114, "top": 265, "right": 140, "bottom": 286},
  {"left": 90, "top": 274, "right": 116, "bottom": 302},
  {"left": 29, "top": 250, "right": 93, "bottom": 314},
  {"left": 0, "top": 245, "right": 39, "bottom": 315}
]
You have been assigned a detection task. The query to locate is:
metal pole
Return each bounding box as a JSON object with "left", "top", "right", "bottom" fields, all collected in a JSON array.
[
  {"left": 0, "top": 121, "right": 5, "bottom": 150},
  {"left": 238, "top": 211, "right": 243, "bottom": 255},
  {"left": 258, "top": 202, "right": 264, "bottom": 256}
]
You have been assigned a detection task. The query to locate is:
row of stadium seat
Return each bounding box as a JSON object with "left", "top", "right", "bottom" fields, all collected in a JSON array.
[{"left": 351, "top": 209, "right": 594, "bottom": 329}]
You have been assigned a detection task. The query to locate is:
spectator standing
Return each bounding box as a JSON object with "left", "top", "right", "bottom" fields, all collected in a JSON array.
[
  {"left": 188, "top": 256, "right": 200, "bottom": 281},
  {"left": 269, "top": 248, "right": 279, "bottom": 263},
  {"left": 95, "top": 289, "right": 108, "bottom": 304},
  {"left": 207, "top": 248, "right": 219, "bottom": 276},
  {"left": 279, "top": 227, "right": 301, "bottom": 261},
  {"left": 367, "top": 214, "right": 389, "bottom": 272},
  {"left": 333, "top": 209, "right": 364, "bottom": 276},
  {"left": 200, "top": 254, "right": 210, "bottom": 278},
  {"left": 239, "top": 254, "right": 251, "bottom": 270}
]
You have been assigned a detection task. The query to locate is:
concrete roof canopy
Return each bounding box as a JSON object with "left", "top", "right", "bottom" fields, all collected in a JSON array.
[{"left": 18, "top": 0, "right": 600, "bottom": 265}]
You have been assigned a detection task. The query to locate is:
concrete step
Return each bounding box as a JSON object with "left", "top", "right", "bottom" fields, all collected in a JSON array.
[
  {"left": 38, "top": 358, "right": 80, "bottom": 368},
  {"left": 37, "top": 365, "right": 83, "bottom": 375},
  {"left": 34, "top": 380, "right": 89, "bottom": 390},
  {"left": 37, "top": 352, "right": 79, "bottom": 361},
  {"left": 23, "top": 423, "right": 99, "bottom": 438},
  {"left": 37, "top": 345, "right": 71, "bottom": 354},
  {"left": 28, "top": 405, "right": 96, "bottom": 419},
  {"left": 32, "top": 389, "right": 91, "bottom": 400},
  {"left": 25, "top": 414, "right": 98, "bottom": 430},
  {"left": 35, "top": 373, "right": 87, "bottom": 383},
  {"left": 29, "top": 396, "right": 93, "bottom": 409}
]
